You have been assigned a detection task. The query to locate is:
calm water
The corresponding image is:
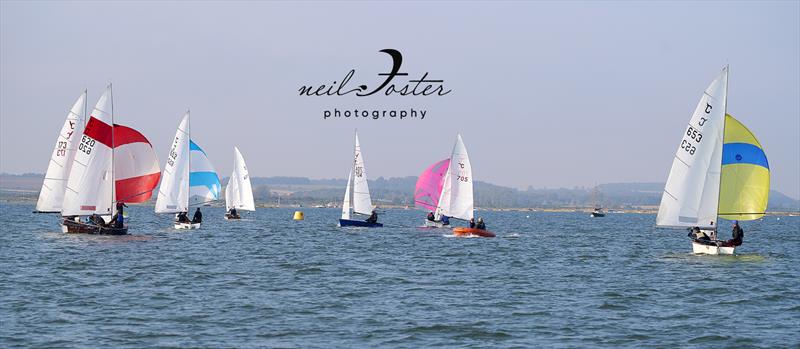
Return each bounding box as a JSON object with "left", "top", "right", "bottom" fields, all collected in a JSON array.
[{"left": 1, "top": 203, "right": 798, "bottom": 348}]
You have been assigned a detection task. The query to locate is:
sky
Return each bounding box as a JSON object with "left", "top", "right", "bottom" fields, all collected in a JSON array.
[{"left": 1, "top": 1, "right": 798, "bottom": 199}]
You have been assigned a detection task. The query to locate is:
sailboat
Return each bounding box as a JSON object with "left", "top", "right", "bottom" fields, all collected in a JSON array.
[
  {"left": 224, "top": 146, "right": 255, "bottom": 219},
  {"left": 420, "top": 134, "right": 493, "bottom": 237},
  {"left": 155, "top": 111, "right": 221, "bottom": 229},
  {"left": 60, "top": 85, "right": 162, "bottom": 234},
  {"left": 415, "top": 158, "right": 451, "bottom": 227},
  {"left": 590, "top": 186, "right": 605, "bottom": 217},
  {"left": 339, "top": 131, "right": 382, "bottom": 227},
  {"left": 657, "top": 67, "right": 769, "bottom": 255},
  {"left": 35, "top": 91, "right": 87, "bottom": 213}
]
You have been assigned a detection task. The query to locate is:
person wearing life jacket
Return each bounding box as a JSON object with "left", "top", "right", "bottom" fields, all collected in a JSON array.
[
  {"left": 366, "top": 210, "right": 378, "bottom": 224},
  {"left": 229, "top": 207, "right": 238, "bottom": 218},
  {"left": 476, "top": 217, "right": 486, "bottom": 230},
  {"left": 176, "top": 211, "right": 189, "bottom": 223},
  {"left": 427, "top": 211, "right": 435, "bottom": 221},
  {"left": 688, "top": 226, "right": 711, "bottom": 242},
  {"left": 469, "top": 218, "right": 476, "bottom": 228},
  {"left": 192, "top": 207, "right": 203, "bottom": 223}
]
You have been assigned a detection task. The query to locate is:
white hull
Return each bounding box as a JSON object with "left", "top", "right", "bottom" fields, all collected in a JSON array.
[
  {"left": 691, "top": 241, "right": 735, "bottom": 255},
  {"left": 61, "top": 224, "right": 69, "bottom": 233},
  {"left": 424, "top": 219, "right": 449, "bottom": 228},
  {"left": 174, "top": 222, "right": 201, "bottom": 230}
]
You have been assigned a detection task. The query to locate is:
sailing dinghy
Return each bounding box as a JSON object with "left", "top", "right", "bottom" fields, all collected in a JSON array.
[
  {"left": 445, "top": 135, "right": 493, "bottom": 238},
  {"left": 339, "top": 131, "right": 382, "bottom": 227},
  {"left": 415, "top": 158, "right": 451, "bottom": 227},
  {"left": 60, "top": 85, "right": 161, "bottom": 234},
  {"left": 418, "top": 134, "right": 493, "bottom": 237},
  {"left": 657, "top": 67, "right": 769, "bottom": 255},
  {"left": 224, "top": 146, "right": 255, "bottom": 219},
  {"left": 155, "top": 111, "right": 221, "bottom": 229},
  {"left": 35, "top": 91, "right": 87, "bottom": 213}
]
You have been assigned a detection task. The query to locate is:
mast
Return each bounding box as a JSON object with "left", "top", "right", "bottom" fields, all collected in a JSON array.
[
  {"left": 83, "top": 88, "right": 88, "bottom": 128},
  {"left": 110, "top": 83, "right": 115, "bottom": 217},
  {"left": 351, "top": 129, "right": 357, "bottom": 216},
  {"left": 713, "top": 66, "right": 730, "bottom": 233},
  {"left": 186, "top": 109, "right": 191, "bottom": 210}
]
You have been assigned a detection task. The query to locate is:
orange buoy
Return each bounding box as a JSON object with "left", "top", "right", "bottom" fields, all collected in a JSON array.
[{"left": 452, "top": 227, "right": 495, "bottom": 238}]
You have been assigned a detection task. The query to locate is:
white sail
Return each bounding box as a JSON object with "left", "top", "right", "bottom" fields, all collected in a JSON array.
[
  {"left": 438, "top": 134, "right": 474, "bottom": 221},
  {"left": 155, "top": 112, "right": 191, "bottom": 213},
  {"left": 341, "top": 169, "right": 352, "bottom": 219},
  {"left": 62, "top": 86, "right": 115, "bottom": 217},
  {"left": 352, "top": 132, "right": 373, "bottom": 215},
  {"left": 36, "top": 91, "right": 87, "bottom": 212},
  {"left": 225, "top": 146, "right": 255, "bottom": 211},
  {"left": 435, "top": 169, "right": 452, "bottom": 220},
  {"left": 657, "top": 68, "right": 728, "bottom": 229}
]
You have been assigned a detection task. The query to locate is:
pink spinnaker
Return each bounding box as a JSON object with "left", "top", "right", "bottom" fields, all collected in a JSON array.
[{"left": 414, "top": 158, "right": 450, "bottom": 211}]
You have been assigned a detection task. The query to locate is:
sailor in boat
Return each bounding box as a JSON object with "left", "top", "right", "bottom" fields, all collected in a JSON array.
[
  {"left": 441, "top": 215, "right": 450, "bottom": 225},
  {"left": 427, "top": 211, "right": 435, "bottom": 221},
  {"left": 228, "top": 207, "right": 239, "bottom": 218},
  {"left": 110, "top": 202, "right": 127, "bottom": 229},
  {"left": 88, "top": 213, "right": 107, "bottom": 227},
  {"left": 688, "top": 226, "right": 712, "bottom": 242},
  {"left": 176, "top": 211, "right": 190, "bottom": 223},
  {"left": 469, "top": 218, "right": 476, "bottom": 228},
  {"left": 365, "top": 209, "right": 378, "bottom": 224},
  {"left": 192, "top": 207, "right": 203, "bottom": 224},
  {"left": 720, "top": 221, "right": 744, "bottom": 247},
  {"left": 476, "top": 217, "right": 486, "bottom": 230}
]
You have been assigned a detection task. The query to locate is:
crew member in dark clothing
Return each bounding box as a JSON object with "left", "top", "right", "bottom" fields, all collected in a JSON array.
[
  {"left": 89, "top": 214, "right": 105, "bottom": 226},
  {"left": 192, "top": 208, "right": 203, "bottom": 223},
  {"left": 476, "top": 217, "right": 486, "bottom": 230},
  {"left": 111, "top": 202, "right": 127, "bottom": 228},
  {"left": 229, "top": 207, "right": 238, "bottom": 218},
  {"left": 365, "top": 210, "right": 378, "bottom": 224},
  {"left": 427, "top": 211, "right": 435, "bottom": 221},
  {"left": 469, "top": 218, "right": 476, "bottom": 228},
  {"left": 176, "top": 211, "right": 189, "bottom": 223},
  {"left": 727, "top": 220, "right": 744, "bottom": 246},
  {"left": 441, "top": 215, "right": 450, "bottom": 225}
]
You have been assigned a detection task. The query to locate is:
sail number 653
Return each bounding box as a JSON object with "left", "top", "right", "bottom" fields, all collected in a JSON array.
[{"left": 686, "top": 126, "right": 703, "bottom": 143}]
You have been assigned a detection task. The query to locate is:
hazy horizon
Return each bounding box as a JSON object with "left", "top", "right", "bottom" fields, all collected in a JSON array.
[{"left": 2, "top": 1, "right": 798, "bottom": 199}]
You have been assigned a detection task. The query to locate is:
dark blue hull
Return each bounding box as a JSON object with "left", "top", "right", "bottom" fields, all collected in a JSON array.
[{"left": 339, "top": 219, "right": 383, "bottom": 228}]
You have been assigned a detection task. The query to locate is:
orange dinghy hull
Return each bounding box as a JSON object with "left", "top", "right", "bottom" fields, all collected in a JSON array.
[{"left": 452, "top": 227, "right": 496, "bottom": 238}]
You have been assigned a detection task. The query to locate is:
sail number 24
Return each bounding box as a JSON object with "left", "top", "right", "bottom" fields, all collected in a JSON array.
[{"left": 681, "top": 126, "right": 703, "bottom": 155}]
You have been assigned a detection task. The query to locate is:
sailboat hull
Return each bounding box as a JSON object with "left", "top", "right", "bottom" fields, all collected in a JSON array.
[
  {"left": 61, "top": 219, "right": 128, "bottom": 235},
  {"left": 224, "top": 214, "right": 241, "bottom": 220},
  {"left": 424, "top": 219, "right": 450, "bottom": 228},
  {"left": 339, "top": 219, "right": 383, "bottom": 228},
  {"left": 453, "top": 227, "right": 495, "bottom": 238},
  {"left": 691, "top": 241, "right": 735, "bottom": 255},
  {"left": 590, "top": 212, "right": 605, "bottom": 217},
  {"left": 174, "top": 222, "right": 201, "bottom": 230}
]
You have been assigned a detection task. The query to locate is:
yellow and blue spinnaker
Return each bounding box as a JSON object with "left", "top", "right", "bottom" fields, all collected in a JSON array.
[{"left": 718, "top": 114, "right": 769, "bottom": 220}]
